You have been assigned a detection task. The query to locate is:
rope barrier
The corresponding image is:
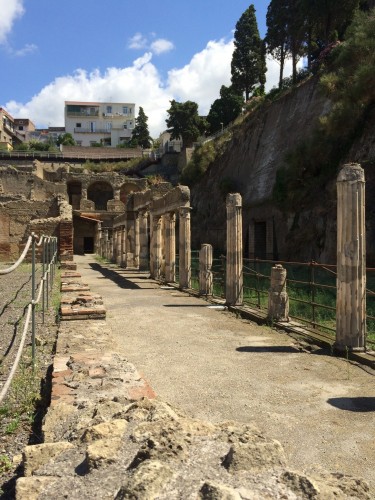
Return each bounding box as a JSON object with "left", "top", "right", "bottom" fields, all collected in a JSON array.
[
  {"left": 0, "top": 234, "right": 58, "bottom": 404},
  {"left": 0, "top": 236, "right": 33, "bottom": 275}
]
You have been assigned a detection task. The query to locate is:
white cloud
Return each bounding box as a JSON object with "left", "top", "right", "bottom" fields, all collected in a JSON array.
[
  {"left": 0, "top": 0, "right": 24, "bottom": 44},
  {"left": 13, "top": 42, "right": 37, "bottom": 57},
  {"left": 167, "top": 39, "right": 234, "bottom": 115},
  {"left": 128, "top": 32, "right": 148, "bottom": 50},
  {"left": 150, "top": 38, "right": 174, "bottom": 55},
  {"left": 129, "top": 32, "right": 174, "bottom": 56},
  {"left": 5, "top": 38, "right": 298, "bottom": 137}
]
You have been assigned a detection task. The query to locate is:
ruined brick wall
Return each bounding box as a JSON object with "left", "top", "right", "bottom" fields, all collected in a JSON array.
[{"left": 0, "top": 200, "right": 58, "bottom": 261}]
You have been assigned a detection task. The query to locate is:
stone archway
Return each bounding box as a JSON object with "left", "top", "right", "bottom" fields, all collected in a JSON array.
[{"left": 87, "top": 181, "right": 114, "bottom": 211}]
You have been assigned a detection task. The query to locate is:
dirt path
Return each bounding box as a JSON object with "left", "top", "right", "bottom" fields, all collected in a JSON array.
[{"left": 75, "top": 255, "right": 375, "bottom": 494}]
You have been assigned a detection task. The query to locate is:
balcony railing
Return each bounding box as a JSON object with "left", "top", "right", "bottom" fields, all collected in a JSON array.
[
  {"left": 74, "top": 128, "right": 111, "bottom": 134},
  {"left": 66, "top": 111, "right": 99, "bottom": 117}
]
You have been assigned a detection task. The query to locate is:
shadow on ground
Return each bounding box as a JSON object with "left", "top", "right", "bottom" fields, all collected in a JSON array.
[
  {"left": 89, "top": 263, "right": 146, "bottom": 290},
  {"left": 327, "top": 397, "right": 375, "bottom": 412},
  {"left": 236, "top": 346, "right": 301, "bottom": 354}
]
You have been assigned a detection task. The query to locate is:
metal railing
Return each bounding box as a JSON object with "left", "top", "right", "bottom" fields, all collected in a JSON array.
[
  {"left": 0, "top": 234, "right": 58, "bottom": 404},
  {"left": 187, "top": 253, "right": 375, "bottom": 348}
]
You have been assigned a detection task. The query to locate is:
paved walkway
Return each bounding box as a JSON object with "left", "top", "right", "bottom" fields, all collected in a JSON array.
[{"left": 73, "top": 254, "right": 375, "bottom": 492}]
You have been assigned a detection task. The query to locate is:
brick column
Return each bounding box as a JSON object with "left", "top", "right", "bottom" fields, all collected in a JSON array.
[
  {"left": 199, "top": 243, "right": 213, "bottom": 296},
  {"left": 139, "top": 210, "right": 149, "bottom": 271},
  {"left": 226, "top": 193, "right": 243, "bottom": 306},
  {"left": 165, "top": 212, "right": 176, "bottom": 283},
  {"left": 179, "top": 207, "right": 191, "bottom": 289},
  {"left": 336, "top": 163, "right": 366, "bottom": 351}
]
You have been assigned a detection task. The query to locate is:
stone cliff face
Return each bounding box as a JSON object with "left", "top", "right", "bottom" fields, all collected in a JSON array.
[{"left": 191, "top": 76, "right": 375, "bottom": 264}]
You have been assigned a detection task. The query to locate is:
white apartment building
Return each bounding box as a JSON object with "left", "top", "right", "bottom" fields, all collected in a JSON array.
[{"left": 64, "top": 101, "right": 135, "bottom": 147}]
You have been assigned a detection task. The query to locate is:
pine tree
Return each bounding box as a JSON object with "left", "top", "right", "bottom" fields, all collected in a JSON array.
[
  {"left": 131, "top": 107, "right": 152, "bottom": 148},
  {"left": 207, "top": 85, "right": 244, "bottom": 133},
  {"left": 265, "top": 0, "right": 290, "bottom": 88},
  {"left": 231, "top": 4, "right": 266, "bottom": 100},
  {"left": 166, "top": 100, "right": 207, "bottom": 148}
]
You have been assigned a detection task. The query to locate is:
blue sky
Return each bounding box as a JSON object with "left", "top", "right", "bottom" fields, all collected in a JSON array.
[{"left": 0, "top": 0, "right": 295, "bottom": 137}]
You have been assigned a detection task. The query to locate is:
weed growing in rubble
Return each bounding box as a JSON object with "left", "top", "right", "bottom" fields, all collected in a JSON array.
[{"left": 0, "top": 455, "right": 12, "bottom": 473}]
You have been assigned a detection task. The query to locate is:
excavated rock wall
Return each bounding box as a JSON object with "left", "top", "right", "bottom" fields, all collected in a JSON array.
[{"left": 191, "top": 77, "right": 375, "bottom": 264}]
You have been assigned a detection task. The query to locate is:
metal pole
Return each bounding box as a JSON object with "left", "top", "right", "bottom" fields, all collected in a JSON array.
[
  {"left": 31, "top": 233, "right": 36, "bottom": 370},
  {"left": 46, "top": 238, "right": 50, "bottom": 310},
  {"left": 42, "top": 237, "right": 45, "bottom": 324}
]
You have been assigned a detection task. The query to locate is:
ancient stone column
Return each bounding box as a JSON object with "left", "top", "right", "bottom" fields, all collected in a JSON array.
[
  {"left": 199, "top": 244, "right": 213, "bottom": 296},
  {"left": 121, "top": 224, "right": 126, "bottom": 267},
  {"left": 116, "top": 229, "right": 122, "bottom": 265},
  {"left": 103, "top": 230, "right": 109, "bottom": 260},
  {"left": 110, "top": 234, "right": 114, "bottom": 263},
  {"left": 151, "top": 215, "right": 163, "bottom": 280},
  {"left": 179, "top": 207, "right": 191, "bottom": 289},
  {"left": 134, "top": 213, "right": 140, "bottom": 269},
  {"left": 114, "top": 188, "right": 121, "bottom": 201},
  {"left": 268, "top": 264, "right": 289, "bottom": 322},
  {"left": 139, "top": 210, "right": 149, "bottom": 271},
  {"left": 336, "top": 163, "right": 366, "bottom": 351},
  {"left": 165, "top": 212, "right": 176, "bottom": 283},
  {"left": 96, "top": 222, "right": 102, "bottom": 256},
  {"left": 226, "top": 193, "right": 243, "bottom": 305}
]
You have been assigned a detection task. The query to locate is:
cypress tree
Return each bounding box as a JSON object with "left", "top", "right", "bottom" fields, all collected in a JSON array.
[{"left": 231, "top": 4, "right": 266, "bottom": 100}]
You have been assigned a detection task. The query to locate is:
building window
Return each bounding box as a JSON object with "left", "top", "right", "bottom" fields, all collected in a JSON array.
[
  {"left": 129, "top": 108, "right": 132, "bottom": 114},
  {"left": 90, "top": 122, "right": 96, "bottom": 132},
  {"left": 76, "top": 123, "right": 81, "bottom": 128},
  {"left": 76, "top": 141, "right": 82, "bottom": 146},
  {"left": 106, "top": 106, "right": 112, "bottom": 114},
  {"left": 123, "top": 107, "right": 128, "bottom": 114},
  {"left": 18, "top": 126, "right": 24, "bottom": 130},
  {"left": 106, "top": 122, "right": 112, "bottom": 131}
]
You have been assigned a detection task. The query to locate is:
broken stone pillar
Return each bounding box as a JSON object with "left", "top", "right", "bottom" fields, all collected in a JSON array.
[
  {"left": 268, "top": 265, "right": 289, "bottom": 322},
  {"left": 165, "top": 212, "right": 176, "bottom": 283},
  {"left": 151, "top": 215, "right": 163, "bottom": 280},
  {"left": 179, "top": 207, "right": 191, "bottom": 289},
  {"left": 139, "top": 210, "right": 149, "bottom": 271},
  {"left": 134, "top": 213, "right": 140, "bottom": 269},
  {"left": 336, "top": 163, "right": 366, "bottom": 351},
  {"left": 226, "top": 193, "right": 243, "bottom": 306},
  {"left": 199, "top": 244, "right": 213, "bottom": 296}
]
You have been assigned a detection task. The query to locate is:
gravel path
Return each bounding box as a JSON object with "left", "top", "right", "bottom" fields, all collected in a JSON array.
[{"left": 75, "top": 254, "right": 375, "bottom": 495}]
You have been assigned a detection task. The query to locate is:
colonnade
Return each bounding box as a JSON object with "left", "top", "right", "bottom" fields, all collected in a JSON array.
[{"left": 96, "top": 163, "right": 367, "bottom": 352}]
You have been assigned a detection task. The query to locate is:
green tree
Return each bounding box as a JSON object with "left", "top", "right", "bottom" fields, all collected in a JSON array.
[
  {"left": 207, "top": 85, "right": 244, "bottom": 133},
  {"left": 131, "top": 107, "right": 152, "bottom": 148},
  {"left": 265, "top": 0, "right": 290, "bottom": 88},
  {"left": 56, "top": 133, "right": 75, "bottom": 146},
  {"left": 166, "top": 100, "right": 207, "bottom": 148},
  {"left": 231, "top": 4, "right": 266, "bottom": 100}
]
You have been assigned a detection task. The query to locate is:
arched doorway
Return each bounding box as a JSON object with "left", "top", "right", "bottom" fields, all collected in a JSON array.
[{"left": 87, "top": 181, "right": 114, "bottom": 211}]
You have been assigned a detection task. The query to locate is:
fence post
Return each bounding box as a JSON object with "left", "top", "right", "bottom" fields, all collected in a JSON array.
[
  {"left": 336, "top": 163, "right": 366, "bottom": 351},
  {"left": 199, "top": 244, "right": 213, "bottom": 296},
  {"left": 31, "top": 233, "right": 36, "bottom": 370},
  {"left": 268, "top": 264, "right": 289, "bottom": 322},
  {"left": 225, "top": 193, "right": 243, "bottom": 305}
]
